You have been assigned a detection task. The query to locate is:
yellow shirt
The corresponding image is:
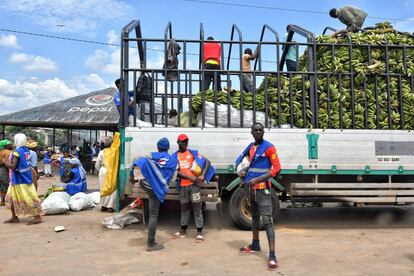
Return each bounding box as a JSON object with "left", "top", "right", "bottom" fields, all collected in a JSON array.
[{"left": 242, "top": 54, "right": 252, "bottom": 77}]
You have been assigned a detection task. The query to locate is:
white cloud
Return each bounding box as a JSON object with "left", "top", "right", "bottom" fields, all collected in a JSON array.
[
  {"left": 0, "top": 34, "right": 20, "bottom": 48},
  {"left": 86, "top": 47, "right": 141, "bottom": 75},
  {"left": 0, "top": 78, "right": 79, "bottom": 114},
  {"left": 106, "top": 30, "right": 118, "bottom": 45},
  {"left": 0, "top": 75, "right": 111, "bottom": 115},
  {"left": 71, "top": 74, "right": 109, "bottom": 92},
  {"left": 3, "top": 0, "right": 132, "bottom": 33},
  {"left": 9, "top": 52, "right": 58, "bottom": 72},
  {"left": 85, "top": 49, "right": 118, "bottom": 75},
  {"left": 393, "top": 17, "right": 414, "bottom": 33},
  {"left": 9, "top": 53, "right": 30, "bottom": 63}
]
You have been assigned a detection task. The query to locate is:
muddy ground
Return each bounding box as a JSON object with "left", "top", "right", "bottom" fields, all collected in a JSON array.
[{"left": 1, "top": 166, "right": 414, "bottom": 276}]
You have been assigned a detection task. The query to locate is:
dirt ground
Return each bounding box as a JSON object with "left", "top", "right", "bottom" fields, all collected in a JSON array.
[{"left": 1, "top": 167, "right": 414, "bottom": 276}]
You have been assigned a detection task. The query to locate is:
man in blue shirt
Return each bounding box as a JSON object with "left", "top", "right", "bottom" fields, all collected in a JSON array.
[
  {"left": 129, "top": 138, "right": 178, "bottom": 252},
  {"left": 283, "top": 28, "right": 298, "bottom": 72},
  {"left": 114, "top": 78, "right": 135, "bottom": 125}
]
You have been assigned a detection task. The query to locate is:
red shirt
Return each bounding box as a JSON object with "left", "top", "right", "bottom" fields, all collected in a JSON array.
[
  {"left": 249, "top": 144, "right": 281, "bottom": 189},
  {"left": 204, "top": 42, "right": 221, "bottom": 64}
]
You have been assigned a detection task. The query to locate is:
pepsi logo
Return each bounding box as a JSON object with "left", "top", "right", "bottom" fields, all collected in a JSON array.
[{"left": 85, "top": 94, "right": 113, "bottom": 106}]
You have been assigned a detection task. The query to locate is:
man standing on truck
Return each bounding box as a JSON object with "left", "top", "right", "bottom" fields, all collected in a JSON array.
[
  {"left": 241, "top": 47, "right": 259, "bottom": 93},
  {"left": 203, "top": 37, "right": 222, "bottom": 91},
  {"left": 113, "top": 78, "right": 135, "bottom": 126},
  {"left": 236, "top": 122, "right": 281, "bottom": 270},
  {"left": 329, "top": 6, "right": 367, "bottom": 32},
  {"left": 172, "top": 133, "right": 211, "bottom": 243},
  {"left": 130, "top": 138, "right": 178, "bottom": 251},
  {"left": 283, "top": 28, "right": 298, "bottom": 72}
]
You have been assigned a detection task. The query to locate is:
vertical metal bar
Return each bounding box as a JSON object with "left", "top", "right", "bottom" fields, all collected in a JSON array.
[
  {"left": 189, "top": 72, "right": 193, "bottom": 128},
  {"left": 327, "top": 74, "right": 332, "bottom": 129},
  {"left": 277, "top": 72, "right": 281, "bottom": 128},
  {"left": 374, "top": 75, "right": 380, "bottom": 128},
  {"left": 302, "top": 74, "right": 307, "bottom": 128},
  {"left": 349, "top": 42, "right": 356, "bottom": 129},
  {"left": 200, "top": 23, "right": 205, "bottom": 92},
  {"left": 289, "top": 73, "right": 294, "bottom": 127},
  {"left": 170, "top": 81, "right": 174, "bottom": 109},
  {"left": 264, "top": 74, "right": 269, "bottom": 128},
  {"left": 201, "top": 75, "right": 205, "bottom": 128},
  {"left": 238, "top": 28, "right": 244, "bottom": 128},
  {"left": 183, "top": 41, "right": 188, "bottom": 98},
  {"left": 227, "top": 72, "right": 231, "bottom": 127},
  {"left": 151, "top": 71, "right": 155, "bottom": 126},
  {"left": 338, "top": 74, "right": 344, "bottom": 130},
  {"left": 313, "top": 39, "right": 319, "bottom": 129},
  {"left": 398, "top": 75, "right": 404, "bottom": 129},
  {"left": 367, "top": 45, "right": 372, "bottom": 66},
  {"left": 252, "top": 73, "right": 257, "bottom": 124},
  {"left": 133, "top": 71, "right": 138, "bottom": 126},
  {"left": 403, "top": 46, "right": 407, "bottom": 73},
  {"left": 121, "top": 29, "right": 129, "bottom": 127},
  {"left": 143, "top": 40, "right": 147, "bottom": 69},
  {"left": 214, "top": 72, "right": 218, "bottom": 127},
  {"left": 363, "top": 78, "right": 368, "bottom": 129},
  {"left": 52, "top": 128, "right": 56, "bottom": 151},
  {"left": 227, "top": 27, "right": 235, "bottom": 70},
  {"left": 308, "top": 41, "right": 316, "bottom": 128},
  {"left": 384, "top": 44, "right": 392, "bottom": 129},
  {"left": 177, "top": 70, "right": 181, "bottom": 127}
]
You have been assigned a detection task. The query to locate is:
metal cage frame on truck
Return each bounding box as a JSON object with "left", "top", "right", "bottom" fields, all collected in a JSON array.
[{"left": 117, "top": 20, "right": 414, "bottom": 229}]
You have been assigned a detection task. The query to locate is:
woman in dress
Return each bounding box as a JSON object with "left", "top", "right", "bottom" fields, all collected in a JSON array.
[
  {"left": 3, "top": 133, "right": 42, "bottom": 225},
  {"left": 95, "top": 137, "right": 116, "bottom": 212}
]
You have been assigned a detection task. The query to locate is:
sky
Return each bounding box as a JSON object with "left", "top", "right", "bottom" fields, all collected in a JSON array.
[{"left": 1, "top": 0, "right": 414, "bottom": 115}]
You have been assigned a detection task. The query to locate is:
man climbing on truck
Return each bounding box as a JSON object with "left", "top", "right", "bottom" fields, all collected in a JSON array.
[
  {"left": 172, "top": 133, "right": 212, "bottom": 243},
  {"left": 236, "top": 122, "right": 281, "bottom": 270},
  {"left": 329, "top": 5, "right": 367, "bottom": 32}
]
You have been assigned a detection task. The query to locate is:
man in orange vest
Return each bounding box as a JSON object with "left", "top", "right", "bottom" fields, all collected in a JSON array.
[
  {"left": 203, "top": 36, "right": 222, "bottom": 91},
  {"left": 172, "top": 134, "right": 211, "bottom": 243}
]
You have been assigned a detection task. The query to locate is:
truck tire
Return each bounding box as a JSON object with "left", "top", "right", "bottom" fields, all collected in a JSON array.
[{"left": 229, "top": 186, "right": 280, "bottom": 230}]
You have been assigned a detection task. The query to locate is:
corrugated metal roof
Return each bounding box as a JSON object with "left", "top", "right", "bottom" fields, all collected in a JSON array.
[{"left": 0, "top": 88, "right": 120, "bottom": 130}]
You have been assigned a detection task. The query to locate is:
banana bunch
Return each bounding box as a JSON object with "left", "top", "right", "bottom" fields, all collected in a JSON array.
[{"left": 191, "top": 22, "right": 414, "bottom": 130}]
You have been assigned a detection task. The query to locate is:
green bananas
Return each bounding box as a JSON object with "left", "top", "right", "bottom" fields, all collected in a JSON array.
[{"left": 191, "top": 22, "right": 414, "bottom": 130}]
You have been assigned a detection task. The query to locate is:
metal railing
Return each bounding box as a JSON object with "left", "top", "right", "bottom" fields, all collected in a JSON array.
[{"left": 119, "top": 20, "right": 414, "bottom": 130}]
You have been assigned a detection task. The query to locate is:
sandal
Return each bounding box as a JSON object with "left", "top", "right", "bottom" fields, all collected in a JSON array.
[
  {"left": 3, "top": 217, "right": 19, "bottom": 224},
  {"left": 173, "top": 231, "right": 187, "bottom": 239},
  {"left": 239, "top": 245, "right": 261, "bottom": 254},
  {"left": 267, "top": 259, "right": 279, "bottom": 270},
  {"left": 195, "top": 234, "right": 204, "bottom": 243}
]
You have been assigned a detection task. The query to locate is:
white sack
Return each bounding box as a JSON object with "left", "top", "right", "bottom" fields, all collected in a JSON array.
[
  {"left": 41, "top": 192, "right": 70, "bottom": 215},
  {"left": 69, "top": 192, "right": 95, "bottom": 212}
]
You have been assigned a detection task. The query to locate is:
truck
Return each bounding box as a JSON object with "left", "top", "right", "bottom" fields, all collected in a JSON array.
[{"left": 117, "top": 20, "right": 414, "bottom": 229}]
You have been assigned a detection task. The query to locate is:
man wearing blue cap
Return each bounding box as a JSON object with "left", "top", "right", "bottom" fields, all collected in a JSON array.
[{"left": 130, "top": 137, "right": 178, "bottom": 251}]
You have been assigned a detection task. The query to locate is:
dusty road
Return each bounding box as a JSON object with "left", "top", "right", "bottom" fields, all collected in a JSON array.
[{"left": 1, "top": 171, "right": 414, "bottom": 276}]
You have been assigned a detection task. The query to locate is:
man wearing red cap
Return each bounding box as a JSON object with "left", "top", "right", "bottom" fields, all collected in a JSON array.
[{"left": 172, "top": 133, "right": 211, "bottom": 242}]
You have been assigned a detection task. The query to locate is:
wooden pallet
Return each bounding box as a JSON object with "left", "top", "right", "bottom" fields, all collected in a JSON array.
[
  {"left": 290, "top": 182, "right": 414, "bottom": 203},
  {"left": 132, "top": 181, "right": 219, "bottom": 225},
  {"left": 132, "top": 181, "right": 220, "bottom": 202}
]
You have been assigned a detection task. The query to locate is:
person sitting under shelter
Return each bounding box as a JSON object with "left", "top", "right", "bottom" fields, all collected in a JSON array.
[{"left": 62, "top": 158, "right": 87, "bottom": 196}]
